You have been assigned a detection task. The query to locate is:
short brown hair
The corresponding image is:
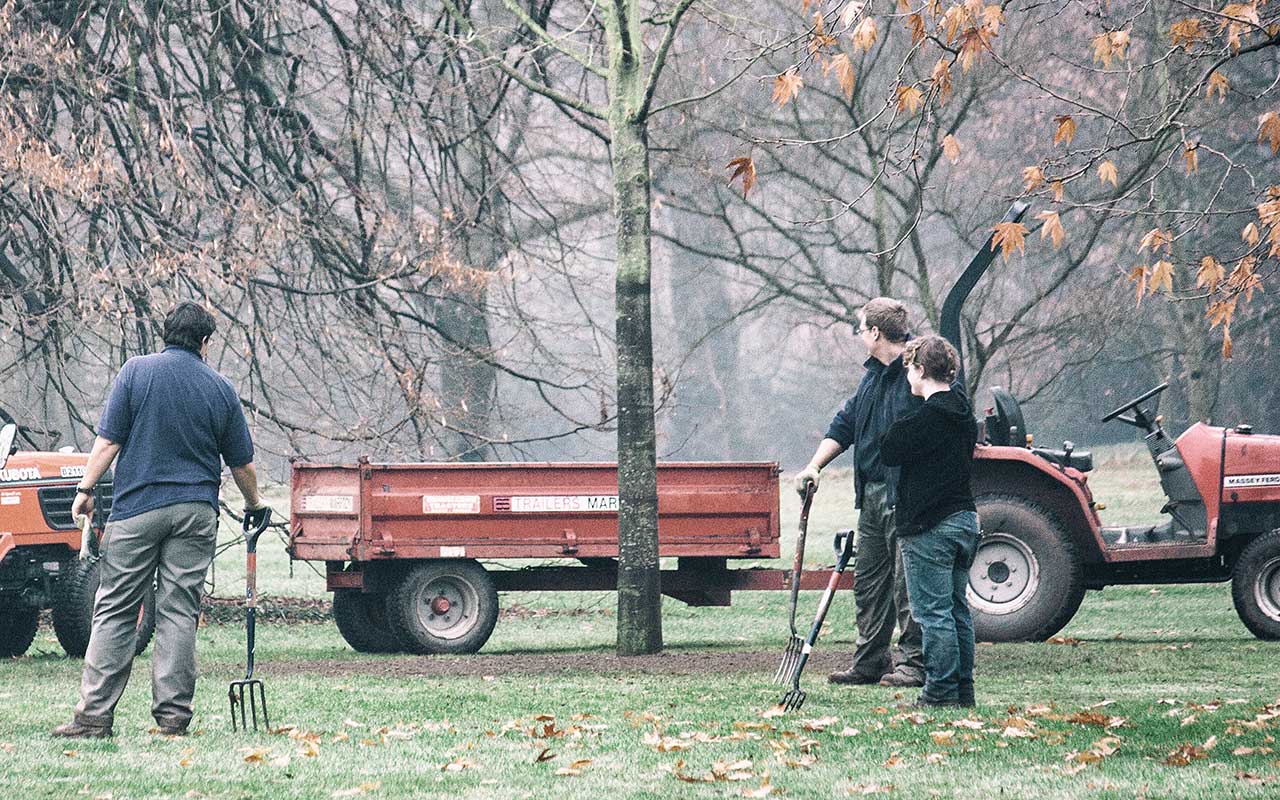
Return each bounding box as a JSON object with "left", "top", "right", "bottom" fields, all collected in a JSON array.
[
  {"left": 903, "top": 335, "right": 960, "bottom": 384},
  {"left": 860, "top": 297, "right": 910, "bottom": 343}
]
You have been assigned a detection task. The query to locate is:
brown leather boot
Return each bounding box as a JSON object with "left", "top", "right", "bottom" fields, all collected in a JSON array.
[
  {"left": 828, "top": 668, "right": 883, "bottom": 685},
  {"left": 52, "top": 719, "right": 113, "bottom": 739}
]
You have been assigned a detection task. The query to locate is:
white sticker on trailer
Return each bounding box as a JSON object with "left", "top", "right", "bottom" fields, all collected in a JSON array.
[
  {"left": 510, "top": 495, "right": 619, "bottom": 513},
  {"left": 1224, "top": 473, "right": 1280, "bottom": 489},
  {"left": 422, "top": 495, "right": 481, "bottom": 514},
  {"left": 300, "top": 494, "right": 355, "bottom": 514}
]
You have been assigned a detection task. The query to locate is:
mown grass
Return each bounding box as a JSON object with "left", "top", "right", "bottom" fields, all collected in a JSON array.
[{"left": 3, "top": 449, "right": 1277, "bottom": 799}]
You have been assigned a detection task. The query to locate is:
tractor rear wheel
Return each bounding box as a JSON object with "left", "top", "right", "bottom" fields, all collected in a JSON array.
[
  {"left": 52, "top": 558, "right": 156, "bottom": 658},
  {"left": 0, "top": 601, "right": 39, "bottom": 657},
  {"left": 332, "top": 590, "right": 401, "bottom": 653},
  {"left": 385, "top": 560, "right": 498, "bottom": 655},
  {"left": 1231, "top": 530, "right": 1280, "bottom": 641},
  {"left": 969, "top": 495, "right": 1086, "bottom": 643}
]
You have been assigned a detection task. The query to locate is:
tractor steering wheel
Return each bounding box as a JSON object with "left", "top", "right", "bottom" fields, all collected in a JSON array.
[{"left": 1101, "top": 382, "right": 1169, "bottom": 426}]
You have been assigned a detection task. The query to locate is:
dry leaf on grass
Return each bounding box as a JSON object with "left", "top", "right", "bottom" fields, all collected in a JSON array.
[
  {"left": 1163, "top": 744, "right": 1209, "bottom": 766},
  {"left": 239, "top": 746, "right": 272, "bottom": 764},
  {"left": 846, "top": 784, "right": 895, "bottom": 795},
  {"left": 741, "top": 772, "right": 776, "bottom": 798},
  {"left": 930, "top": 730, "right": 956, "bottom": 746},
  {"left": 331, "top": 782, "right": 381, "bottom": 798},
  {"left": 800, "top": 716, "right": 840, "bottom": 732},
  {"left": 441, "top": 757, "right": 475, "bottom": 772},
  {"left": 556, "top": 758, "right": 592, "bottom": 776}
]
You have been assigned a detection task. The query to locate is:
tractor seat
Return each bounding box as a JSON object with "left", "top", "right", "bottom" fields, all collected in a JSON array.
[{"left": 1031, "top": 447, "right": 1094, "bottom": 473}]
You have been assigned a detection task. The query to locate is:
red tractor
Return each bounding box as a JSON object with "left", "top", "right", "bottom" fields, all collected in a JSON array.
[
  {"left": 944, "top": 204, "right": 1280, "bottom": 643},
  {"left": 0, "top": 414, "right": 154, "bottom": 657}
]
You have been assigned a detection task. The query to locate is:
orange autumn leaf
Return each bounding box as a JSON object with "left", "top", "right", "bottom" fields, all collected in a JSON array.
[
  {"left": 1149, "top": 259, "right": 1175, "bottom": 294},
  {"left": 1206, "top": 72, "right": 1230, "bottom": 102},
  {"left": 1092, "top": 30, "right": 1130, "bottom": 68},
  {"left": 931, "top": 58, "right": 954, "bottom": 105},
  {"left": 1242, "top": 222, "right": 1260, "bottom": 246},
  {"left": 1139, "top": 227, "right": 1173, "bottom": 254},
  {"left": 1206, "top": 297, "right": 1237, "bottom": 328},
  {"left": 1184, "top": 144, "right": 1199, "bottom": 174},
  {"left": 853, "top": 17, "right": 879, "bottom": 52},
  {"left": 1053, "top": 115, "right": 1077, "bottom": 146},
  {"left": 726, "top": 156, "right": 757, "bottom": 198},
  {"left": 897, "top": 85, "right": 924, "bottom": 115},
  {"left": 1023, "top": 166, "right": 1045, "bottom": 192},
  {"left": 1051, "top": 180, "right": 1065, "bottom": 202},
  {"left": 1037, "top": 210, "right": 1065, "bottom": 249},
  {"left": 1098, "top": 160, "right": 1119, "bottom": 187},
  {"left": 825, "top": 53, "right": 856, "bottom": 100},
  {"left": 1259, "top": 112, "right": 1280, "bottom": 155},
  {"left": 958, "top": 26, "right": 992, "bottom": 72},
  {"left": 1129, "top": 264, "right": 1149, "bottom": 306},
  {"left": 990, "top": 221, "right": 1029, "bottom": 262},
  {"left": 772, "top": 69, "right": 804, "bottom": 107},
  {"left": 942, "top": 134, "right": 962, "bottom": 164},
  {"left": 1196, "top": 256, "right": 1225, "bottom": 291},
  {"left": 907, "top": 13, "right": 927, "bottom": 44},
  {"left": 1169, "top": 17, "right": 1205, "bottom": 49}
]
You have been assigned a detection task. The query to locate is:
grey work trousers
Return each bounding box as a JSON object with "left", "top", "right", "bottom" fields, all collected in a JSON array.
[
  {"left": 74, "top": 502, "right": 218, "bottom": 729},
  {"left": 845, "top": 482, "right": 925, "bottom": 680}
]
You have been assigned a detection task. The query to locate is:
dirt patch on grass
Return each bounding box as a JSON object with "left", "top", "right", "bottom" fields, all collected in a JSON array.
[{"left": 262, "top": 649, "right": 851, "bottom": 678}]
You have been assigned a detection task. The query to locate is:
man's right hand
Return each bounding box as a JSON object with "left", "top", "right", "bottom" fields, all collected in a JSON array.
[
  {"left": 242, "top": 503, "right": 272, "bottom": 534},
  {"left": 793, "top": 465, "right": 821, "bottom": 497}
]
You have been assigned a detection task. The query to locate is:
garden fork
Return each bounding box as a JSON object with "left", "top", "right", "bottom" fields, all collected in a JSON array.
[
  {"left": 778, "top": 530, "right": 856, "bottom": 713},
  {"left": 230, "top": 506, "right": 273, "bottom": 732},
  {"left": 773, "top": 481, "right": 816, "bottom": 684}
]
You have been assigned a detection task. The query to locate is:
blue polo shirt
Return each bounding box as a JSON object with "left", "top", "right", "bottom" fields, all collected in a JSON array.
[{"left": 97, "top": 346, "right": 254, "bottom": 521}]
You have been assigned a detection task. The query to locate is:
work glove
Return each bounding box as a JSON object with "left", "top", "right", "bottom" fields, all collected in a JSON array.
[
  {"left": 793, "top": 465, "right": 821, "bottom": 498},
  {"left": 243, "top": 504, "right": 273, "bottom": 534}
]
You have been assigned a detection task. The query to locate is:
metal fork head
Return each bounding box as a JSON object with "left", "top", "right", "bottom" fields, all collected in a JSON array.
[
  {"left": 229, "top": 678, "right": 269, "bottom": 732},
  {"left": 779, "top": 686, "right": 806, "bottom": 712},
  {"left": 773, "top": 636, "right": 803, "bottom": 684}
]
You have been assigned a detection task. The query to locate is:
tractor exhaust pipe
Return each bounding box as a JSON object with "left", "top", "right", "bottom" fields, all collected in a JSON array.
[{"left": 939, "top": 201, "right": 1030, "bottom": 386}]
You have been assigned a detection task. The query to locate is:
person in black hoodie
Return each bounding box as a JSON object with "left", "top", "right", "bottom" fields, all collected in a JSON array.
[{"left": 880, "top": 335, "right": 980, "bottom": 708}]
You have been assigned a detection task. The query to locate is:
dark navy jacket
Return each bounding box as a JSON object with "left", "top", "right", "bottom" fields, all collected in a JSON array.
[{"left": 824, "top": 354, "right": 922, "bottom": 509}]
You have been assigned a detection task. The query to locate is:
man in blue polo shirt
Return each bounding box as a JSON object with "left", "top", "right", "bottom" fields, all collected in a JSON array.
[{"left": 53, "top": 302, "right": 270, "bottom": 738}]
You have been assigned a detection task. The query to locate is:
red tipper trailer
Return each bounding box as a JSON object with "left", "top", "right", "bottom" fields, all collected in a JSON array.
[{"left": 289, "top": 459, "right": 852, "bottom": 655}]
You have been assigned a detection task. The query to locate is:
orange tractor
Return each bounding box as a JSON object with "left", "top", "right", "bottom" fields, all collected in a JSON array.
[
  {"left": 944, "top": 203, "right": 1280, "bottom": 643},
  {"left": 0, "top": 413, "right": 153, "bottom": 657}
]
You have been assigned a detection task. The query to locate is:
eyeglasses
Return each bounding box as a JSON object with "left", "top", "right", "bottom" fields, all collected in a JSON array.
[{"left": 857, "top": 325, "right": 875, "bottom": 334}]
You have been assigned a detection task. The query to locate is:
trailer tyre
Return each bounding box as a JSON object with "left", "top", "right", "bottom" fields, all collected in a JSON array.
[
  {"left": 0, "top": 601, "right": 40, "bottom": 658},
  {"left": 969, "top": 495, "right": 1086, "bottom": 643},
  {"left": 386, "top": 560, "right": 498, "bottom": 655},
  {"left": 333, "top": 590, "right": 402, "bottom": 653},
  {"left": 52, "top": 558, "right": 156, "bottom": 658},
  {"left": 1232, "top": 530, "right": 1280, "bottom": 641}
]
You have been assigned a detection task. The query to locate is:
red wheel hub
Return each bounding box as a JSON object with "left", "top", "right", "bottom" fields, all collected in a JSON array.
[{"left": 430, "top": 596, "right": 452, "bottom": 615}]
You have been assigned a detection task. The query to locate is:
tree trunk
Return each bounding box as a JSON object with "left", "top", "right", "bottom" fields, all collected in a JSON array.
[{"left": 609, "top": 2, "right": 662, "bottom": 656}]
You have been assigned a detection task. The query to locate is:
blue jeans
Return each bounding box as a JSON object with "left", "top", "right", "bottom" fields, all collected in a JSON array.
[{"left": 899, "top": 511, "right": 980, "bottom": 703}]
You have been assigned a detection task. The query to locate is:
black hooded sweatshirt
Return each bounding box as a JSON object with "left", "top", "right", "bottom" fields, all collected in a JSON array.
[{"left": 879, "top": 389, "right": 977, "bottom": 537}]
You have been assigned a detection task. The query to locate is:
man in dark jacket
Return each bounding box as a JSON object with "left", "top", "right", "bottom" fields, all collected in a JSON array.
[
  {"left": 794, "top": 297, "right": 925, "bottom": 688},
  {"left": 881, "top": 335, "right": 979, "bottom": 707},
  {"left": 52, "top": 302, "right": 270, "bottom": 738}
]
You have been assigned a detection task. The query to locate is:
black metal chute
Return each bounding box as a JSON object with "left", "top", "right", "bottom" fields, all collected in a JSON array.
[{"left": 938, "top": 201, "right": 1031, "bottom": 386}]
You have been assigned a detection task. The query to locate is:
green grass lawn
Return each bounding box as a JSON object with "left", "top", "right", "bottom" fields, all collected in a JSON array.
[{"left": 3, "top": 450, "right": 1277, "bottom": 798}]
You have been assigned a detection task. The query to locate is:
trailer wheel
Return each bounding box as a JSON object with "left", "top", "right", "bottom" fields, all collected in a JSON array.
[
  {"left": 52, "top": 558, "right": 156, "bottom": 658},
  {"left": 969, "top": 495, "right": 1086, "bottom": 643},
  {"left": 386, "top": 560, "right": 498, "bottom": 655},
  {"left": 0, "top": 601, "right": 39, "bottom": 658},
  {"left": 332, "top": 590, "right": 402, "bottom": 653},
  {"left": 1232, "top": 531, "right": 1280, "bottom": 641}
]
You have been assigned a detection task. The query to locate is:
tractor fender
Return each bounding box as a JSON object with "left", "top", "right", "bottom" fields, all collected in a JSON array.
[{"left": 972, "top": 446, "right": 1105, "bottom": 563}]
